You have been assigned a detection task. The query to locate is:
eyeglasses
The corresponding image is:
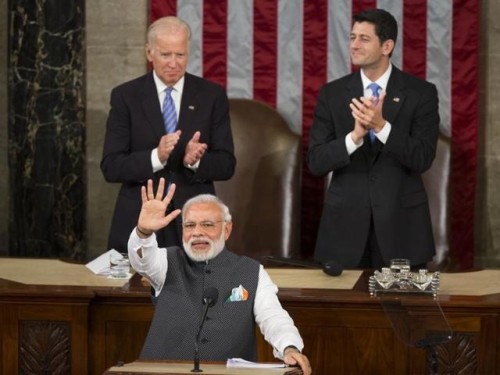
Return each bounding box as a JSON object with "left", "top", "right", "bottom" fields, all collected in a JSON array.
[{"left": 182, "top": 220, "right": 225, "bottom": 231}]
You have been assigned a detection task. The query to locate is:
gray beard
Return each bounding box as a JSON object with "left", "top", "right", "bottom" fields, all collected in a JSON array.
[{"left": 183, "top": 232, "right": 225, "bottom": 262}]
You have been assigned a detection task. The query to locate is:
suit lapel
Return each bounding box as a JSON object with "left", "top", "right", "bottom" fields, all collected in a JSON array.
[
  {"left": 346, "top": 71, "right": 364, "bottom": 111},
  {"left": 178, "top": 73, "right": 198, "bottom": 132},
  {"left": 382, "top": 65, "right": 406, "bottom": 125},
  {"left": 141, "top": 72, "right": 166, "bottom": 139}
]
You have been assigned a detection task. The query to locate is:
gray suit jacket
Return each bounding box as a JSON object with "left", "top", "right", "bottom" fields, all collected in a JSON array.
[
  {"left": 101, "top": 72, "right": 235, "bottom": 252},
  {"left": 307, "top": 65, "right": 439, "bottom": 267}
]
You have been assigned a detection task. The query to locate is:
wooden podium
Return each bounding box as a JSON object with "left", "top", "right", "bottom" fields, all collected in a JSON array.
[
  {"left": 1, "top": 259, "right": 500, "bottom": 374},
  {"left": 103, "top": 360, "right": 301, "bottom": 375}
]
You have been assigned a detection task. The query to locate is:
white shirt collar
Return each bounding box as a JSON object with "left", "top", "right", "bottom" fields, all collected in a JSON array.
[
  {"left": 360, "top": 63, "right": 392, "bottom": 91},
  {"left": 152, "top": 71, "right": 185, "bottom": 96}
]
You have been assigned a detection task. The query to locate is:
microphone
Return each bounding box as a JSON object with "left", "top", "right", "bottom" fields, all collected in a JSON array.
[
  {"left": 262, "top": 256, "right": 343, "bottom": 276},
  {"left": 192, "top": 287, "right": 219, "bottom": 373}
]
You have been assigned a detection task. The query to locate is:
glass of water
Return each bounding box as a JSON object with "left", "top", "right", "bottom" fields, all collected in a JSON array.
[{"left": 110, "top": 252, "right": 130, "bottom": 278}]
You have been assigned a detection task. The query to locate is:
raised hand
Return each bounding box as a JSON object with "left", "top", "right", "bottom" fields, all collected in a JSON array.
[{"left": 136, "top": 178, "right": 181, "bottom": 237}]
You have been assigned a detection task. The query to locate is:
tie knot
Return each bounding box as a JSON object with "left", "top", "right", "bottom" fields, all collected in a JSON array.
[
  {"left": 368, "top": 83, "right": 380, "bottom": 97},
  {"left": 165, "top": 86, "right": 173, "bottom": 96}
]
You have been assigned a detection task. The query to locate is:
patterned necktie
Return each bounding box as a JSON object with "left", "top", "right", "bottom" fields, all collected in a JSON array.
[
  {"left": 367, "top": 82, "right": 381, "bottom": 143},
  {"left": 162, "top": 87, "right": 177, "bottom": 134}
]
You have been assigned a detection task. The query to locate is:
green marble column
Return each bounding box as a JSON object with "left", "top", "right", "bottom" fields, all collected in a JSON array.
[{"left": 8, "top": 0, "right": 86, "bottom": 259}]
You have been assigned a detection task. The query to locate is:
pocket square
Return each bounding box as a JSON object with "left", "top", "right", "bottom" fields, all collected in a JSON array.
[{"left": 226, "top": 284, "right": 248, "bottom": 302}]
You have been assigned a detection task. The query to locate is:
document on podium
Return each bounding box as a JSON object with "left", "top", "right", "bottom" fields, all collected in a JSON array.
[{"left": 226, "top": 358, "right": 287, "bottom": 368}]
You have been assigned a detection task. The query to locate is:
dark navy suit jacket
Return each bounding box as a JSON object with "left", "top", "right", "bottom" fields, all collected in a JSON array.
[
  {"left": 308, "top": 65, "right": 439, "bottom": 267},
  {"left": 101, "top": 72, "right": 235, "bottom": 252}
]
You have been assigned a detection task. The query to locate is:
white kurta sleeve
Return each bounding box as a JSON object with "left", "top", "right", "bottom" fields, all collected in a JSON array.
[
  {"left": 127, "top": 228, "right": 168, "bottom": 296},
  {"left": 253, "top": 265, "right": 304, "bottom": 359}
]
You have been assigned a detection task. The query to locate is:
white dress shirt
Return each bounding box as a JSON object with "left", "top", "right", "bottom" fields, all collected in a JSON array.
[
  {"left": 150, "top": 73, "right": 200, "bottom": 172},
  {"left": 346, "top": 64, "right": 393, "bottom": 155},
  {"left": 128, "top": 229, "right": 304, "bottom": 359}
]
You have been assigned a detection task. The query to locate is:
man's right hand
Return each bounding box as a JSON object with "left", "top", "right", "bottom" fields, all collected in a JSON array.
[
  {"left": 157, "top": 130, "right": 181, "bottom": 163},
  {"left": 136, "top": 178, "right": 181, "bottom": 237}
]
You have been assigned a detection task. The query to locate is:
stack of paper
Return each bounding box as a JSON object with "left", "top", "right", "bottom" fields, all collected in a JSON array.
[{"left": 226, "top": 358, "right": 287, "bottom": 369}]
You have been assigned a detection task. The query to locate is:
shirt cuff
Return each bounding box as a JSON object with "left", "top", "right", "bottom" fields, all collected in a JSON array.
[
  {"left": 151, "top": 148, "right": 166, "bottom": 173},
  {"left": 183, "top": 159, "right": 200, "bottom": 171},
  {"left": 345, "top": 132, "right": 363, "bottom": 155},
  {"left": 375, "top": 120, "right": 391, "bottom": 143},
  {"left": 128, "top": 228, "right": 156, "bottom": 260},
  {"left": 127, "top": 229, "right": 165, "bottom": 295},
  {"left": 283, "top": 345, "right": 302, "bottom": 355},
  {"left": 275, "top": 341, "right": 304, "bottom": 360}
]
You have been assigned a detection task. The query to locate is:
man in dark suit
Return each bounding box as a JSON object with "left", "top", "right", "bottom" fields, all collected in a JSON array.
[
  {"left": 307, "top": 9, "right": 439, "bottom": 269},
  {"left": 101, "top": 16, "right": 235, "bottom": 253}
]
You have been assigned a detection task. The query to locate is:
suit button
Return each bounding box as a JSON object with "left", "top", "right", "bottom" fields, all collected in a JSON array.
[
  {"left": 205, "top": 269, "right": 211, "bottom": 274},
  {"left": 201, "top": 338, "right": 209, "bottom": 344},
  {"left": 370, "top": 175, "right": 376, "bottom": 181}
]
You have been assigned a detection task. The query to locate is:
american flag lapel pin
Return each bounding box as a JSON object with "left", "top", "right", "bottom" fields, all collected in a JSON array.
[
  {"left": 393, "top": 97, "right": 400, "bottom": 103},
  {"left": 189, "top": 105, "right": 195, "bottom": 110}
]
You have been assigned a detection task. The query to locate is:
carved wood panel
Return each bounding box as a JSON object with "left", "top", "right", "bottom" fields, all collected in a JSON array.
[
  {"left": 0, "top": 300, "right": 90, "bottom": 375},
  {"left": 429, "top": 333, "right": 478, "bottom": 374},
  {"left": 19, "top": 320, "right": 71, "bottom": 375}
]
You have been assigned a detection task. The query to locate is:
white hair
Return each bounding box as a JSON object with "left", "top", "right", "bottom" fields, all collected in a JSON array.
[
  {"left": 147, "top": 16, "right": 191, "bottom": 45},
  {"left": 182, "top": 194, "right": 232, "bottom": 222}
]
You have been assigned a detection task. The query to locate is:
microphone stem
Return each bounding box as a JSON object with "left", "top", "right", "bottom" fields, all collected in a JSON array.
[
  {"left": 193, "top": 347, "right": 201, "bottom": 372},
  {"left": 191, "top": 301, "right": 211, "bottom": 373}
]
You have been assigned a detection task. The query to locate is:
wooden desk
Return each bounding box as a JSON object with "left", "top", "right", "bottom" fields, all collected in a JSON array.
[{"left": 1, "top": 263, "right": 500, "bottom": 375}]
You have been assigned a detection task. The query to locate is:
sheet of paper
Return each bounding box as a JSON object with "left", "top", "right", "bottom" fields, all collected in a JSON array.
[
  {"left": 85, "top": 249, "right": 122, "bottom": 275},
  {"left": 226, "top": 358, "right": 286, "bottom": 369}
]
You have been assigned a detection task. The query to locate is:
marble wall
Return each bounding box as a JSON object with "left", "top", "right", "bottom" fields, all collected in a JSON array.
[
  {"left": 1, "top": 0, "right": 499, "bottom": 266},
  {"left": 6, "top": 0, "right": 85, "bottom": 259},
  {"left": 0, "top": 0, "right": 7, "bottom": 255}
]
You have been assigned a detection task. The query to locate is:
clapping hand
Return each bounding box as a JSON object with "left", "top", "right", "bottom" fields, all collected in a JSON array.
[
  {"left": 183, "top": 131, "right": 207, "bottom": 166},
  {"left": 157, "top": 130, "right": 181, "bottom": 163},
  {"left": 350, "top": 90, "right": 387, "bottom": 133}
]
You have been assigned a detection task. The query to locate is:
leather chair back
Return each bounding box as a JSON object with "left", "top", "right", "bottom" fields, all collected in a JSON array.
[
  {"left": 423, "top": 134, "right": 451, "bottom": 270},
  {"left": 215, "top": 99, "right": 301, "bottom": 260}
]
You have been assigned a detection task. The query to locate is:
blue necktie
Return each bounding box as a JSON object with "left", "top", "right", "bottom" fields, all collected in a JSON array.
[
  {"left": 162, "top": 87, "right": 177, "bottom": 134},
  {"left": 367, "top": 82, "right": 380, "bottom": 143}
]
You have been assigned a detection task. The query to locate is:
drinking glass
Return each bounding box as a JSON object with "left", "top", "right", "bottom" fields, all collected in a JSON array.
[{"left": 110, "top": 253, "right": 130, "bottom": 278}]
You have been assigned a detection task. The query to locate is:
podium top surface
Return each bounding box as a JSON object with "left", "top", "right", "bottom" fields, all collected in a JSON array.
[{"left": 105, "top": 361, "right": 299, "bottom": 375}]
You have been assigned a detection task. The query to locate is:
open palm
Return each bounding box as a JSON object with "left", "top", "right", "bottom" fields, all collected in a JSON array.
[{"left": 138, "top": 178, "right": 181, "bottom": 233}]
